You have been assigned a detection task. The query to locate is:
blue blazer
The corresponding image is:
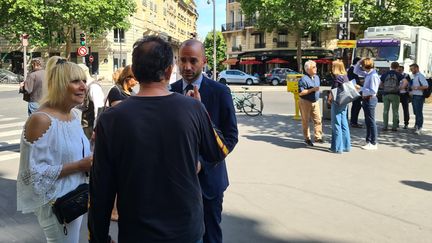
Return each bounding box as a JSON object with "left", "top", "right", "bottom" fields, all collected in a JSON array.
[{"left": 171, "top": 76, "right": 238, "bottom": 199}]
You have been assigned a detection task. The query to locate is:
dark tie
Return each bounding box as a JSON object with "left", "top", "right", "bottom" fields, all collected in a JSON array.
[{"left": 184, "top": 84, "right": 194, "bottom": 94}]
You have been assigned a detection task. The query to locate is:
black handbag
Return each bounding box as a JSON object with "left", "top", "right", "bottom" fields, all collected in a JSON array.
[{"left": 51, "top": 138, "right": 89, "bottom": 235}]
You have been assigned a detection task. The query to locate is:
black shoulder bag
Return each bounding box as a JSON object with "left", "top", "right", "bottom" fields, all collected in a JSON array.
[{"left": 52, "top": 138, "right": 89, "bottom": 235}]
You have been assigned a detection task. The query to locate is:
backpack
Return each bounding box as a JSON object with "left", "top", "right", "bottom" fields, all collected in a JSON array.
[
  {"left": 423, "top": 78, "right": 432, "bottom": 98},
  {"left": 383, "top": 72, "right": 400, "bottom": 93}
]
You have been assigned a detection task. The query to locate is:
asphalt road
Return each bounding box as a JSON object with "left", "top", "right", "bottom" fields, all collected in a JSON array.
[{"left": 0, "top": 83, "right": 431, "bottom": 243}]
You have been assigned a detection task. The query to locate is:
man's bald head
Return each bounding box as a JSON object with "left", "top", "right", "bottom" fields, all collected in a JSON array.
[{"left": 180, "top": 39, "right": 205, "bottom": 58}]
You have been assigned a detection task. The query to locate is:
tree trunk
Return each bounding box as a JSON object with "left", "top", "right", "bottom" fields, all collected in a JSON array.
[
  {"left": 296, "top": 30, "right": 303, "bottom": 73},
  {"left": 65, "top": 26, "right": 72, "bottom": 60}
]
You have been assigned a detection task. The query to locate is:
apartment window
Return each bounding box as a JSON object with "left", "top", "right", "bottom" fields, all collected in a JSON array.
[
  {"left": 253, "top": 32, "right": 265, "bottom": 48},
  {"left": 311, "top": 31, "right": 320, "bottom": 47},
  {"left": 114, "top": 29, "right": 125, "bottom": 43},
  {"left": 113, "top": 53, "right": 127, "bottom": 69},
  {"left": 230, "top": 11, "right": 234, "bottom": 23},
  {"left": 277, "top": 31, "right": 288, "bottom": 47},
  {"left": 142, "top": 0, "right": 147, "bottom": 6}
]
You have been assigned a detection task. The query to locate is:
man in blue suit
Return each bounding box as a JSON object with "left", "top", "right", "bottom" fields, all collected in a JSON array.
[{"left": 171, "top": 39, "right": 238, "bottom": 243}]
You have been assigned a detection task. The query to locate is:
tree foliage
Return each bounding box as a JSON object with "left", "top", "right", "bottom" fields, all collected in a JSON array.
[
  {"left": 239, "top": 0, "right": 345, "bottom": 72},
  {"left": 204, "top": 31, "right": 226, "bottom": 72},
  {"left": 0, "top": 0, "right": 136, "bottom": 59},
  {"left": 353, "top": 0, "right": 432, "bottom": 30}
]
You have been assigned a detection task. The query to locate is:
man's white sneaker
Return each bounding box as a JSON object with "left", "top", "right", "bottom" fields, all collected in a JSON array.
[
  {"left": 415, "top": 128, "right": 423, "bottom": 135},
  {"left": 362, "top": 143, "right": 377, "bottom": 150}
]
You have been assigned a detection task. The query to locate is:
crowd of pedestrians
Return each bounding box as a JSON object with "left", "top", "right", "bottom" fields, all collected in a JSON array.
[{"left": 298, "top": 57, "right": 429, "bottom": 153}]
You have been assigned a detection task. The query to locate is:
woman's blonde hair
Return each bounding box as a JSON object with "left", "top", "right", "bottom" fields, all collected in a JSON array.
[
  {"left": 332, "top": 60, "right": 347, "bottom": 75},
  {"left": 362, "top": 58, "right": 374, "bottom": 70},
  {"left": 41, "top": 57, "right": 87, "bottom": 107},
  {"left": 112, "top": 67, "right": 124, "bottom": 83}
]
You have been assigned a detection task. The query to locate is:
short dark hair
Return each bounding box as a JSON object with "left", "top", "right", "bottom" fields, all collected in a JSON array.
[
  {"left": 132, "top": 35, "right": 173, "bottom": 83},
  {"left": 390, "top": 62, "right": 399, "bottom": 69},
  {"left": 409, "top": 63, "right": 419, "bottom": 69}
]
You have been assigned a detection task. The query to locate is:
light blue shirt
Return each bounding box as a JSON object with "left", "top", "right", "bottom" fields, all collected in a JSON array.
[
  {"left": 354, "top": 62, "right": 380, "bottom": 96},
  {"left": 182, "top": 74, "right": 203, "bottom": 94},
  {"left": 410, "top": 72, "right": 428, "bottom": 96}
]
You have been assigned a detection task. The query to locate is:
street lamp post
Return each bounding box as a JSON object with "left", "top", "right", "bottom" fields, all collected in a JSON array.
[{"left": 208, "top": 0, "right": 216, "bottom": 80}]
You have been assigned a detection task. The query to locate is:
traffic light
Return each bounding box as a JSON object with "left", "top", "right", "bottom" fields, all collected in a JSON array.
[{"left": 80, "top": 33, "right": 86, "bottom": 46}]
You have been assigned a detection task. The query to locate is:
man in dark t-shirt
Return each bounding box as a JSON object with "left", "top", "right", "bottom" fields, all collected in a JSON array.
[{"left": 88, "top": 36, "right": 229, "bottom": 243}]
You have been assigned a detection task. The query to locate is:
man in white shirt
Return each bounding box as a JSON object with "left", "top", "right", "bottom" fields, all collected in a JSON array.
[{"left": 409, "top": 63, "right": 429, "bottom": 134}]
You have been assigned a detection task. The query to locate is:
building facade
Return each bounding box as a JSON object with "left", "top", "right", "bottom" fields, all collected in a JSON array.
[
  {"left": 221, "top": 0, "right": 361, "bottom": 77},
  {"left": 0, "top": 0, "right": 197, "bottom": 81}
]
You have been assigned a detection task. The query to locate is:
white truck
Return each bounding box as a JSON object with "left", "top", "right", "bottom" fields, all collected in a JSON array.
[{"left": 354, "top": 25, "right": 432, "bottom": 78}]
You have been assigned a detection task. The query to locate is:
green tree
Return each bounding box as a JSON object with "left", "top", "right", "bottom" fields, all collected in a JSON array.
[
  {"left": 240, "top": 0, "right": 345, "bottom": 72},
  {"left": 0, "top": 0, "right": 136, "bottom": 59},
  {"left": 204, "top": 31, "right": 227, "bottom": 73},
  {"left": 353, "top": 0, "right": 432, "bottom": 30}
]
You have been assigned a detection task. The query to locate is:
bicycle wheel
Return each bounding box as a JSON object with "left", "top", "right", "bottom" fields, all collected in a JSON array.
[{"left": 242, "top": 94, "right": 263, "bottom": 116}]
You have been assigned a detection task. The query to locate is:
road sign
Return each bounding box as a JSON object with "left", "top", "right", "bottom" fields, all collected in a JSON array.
[
  {"left": 89, "top": 55, "right": 94, "bottom": 63},
  {"left": 21, "top": 34, "right": 29, "bottom": 47},
  {"left": 77, "top": 46, "right": 88, "bottom": 57},
  {"left": 337, "top": 40, "right": 356, "bottom": 48}
]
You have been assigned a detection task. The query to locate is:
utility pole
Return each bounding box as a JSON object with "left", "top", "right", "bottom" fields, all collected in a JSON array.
[
  {"left": 346, "top": 0, "right": 350, "bottom": 40},
  {"left": 212, "top": 0, "right": 216, "bottom": 80}
]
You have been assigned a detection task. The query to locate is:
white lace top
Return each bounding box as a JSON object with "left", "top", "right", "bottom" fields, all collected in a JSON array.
[{"left": 17, "top": 110, "right": 90, "bottom": 213}]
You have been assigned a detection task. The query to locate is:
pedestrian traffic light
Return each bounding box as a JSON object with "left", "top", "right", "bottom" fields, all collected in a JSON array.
[{"left": 80, "top": 33, "right": 86, "bottom": 46}]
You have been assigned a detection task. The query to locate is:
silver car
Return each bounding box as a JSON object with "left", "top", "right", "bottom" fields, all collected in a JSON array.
[
  {"left": 218, "top": 69, "right": 259, "bottom": 85},
  {"left": 0, "top": 69, "right": 23, "bottom": 84}
]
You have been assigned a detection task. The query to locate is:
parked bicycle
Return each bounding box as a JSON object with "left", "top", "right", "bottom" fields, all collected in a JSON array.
[{"left": 231, "top": 87, "right": 263, "bottom": 116}]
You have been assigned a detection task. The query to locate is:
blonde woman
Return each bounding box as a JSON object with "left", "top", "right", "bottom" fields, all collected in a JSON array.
[
  {"left": 328, "top": 60, "right": 351, "bottom": 153},
  {"left": 17, "top": 57, "right": 92, "bottom": 243}
]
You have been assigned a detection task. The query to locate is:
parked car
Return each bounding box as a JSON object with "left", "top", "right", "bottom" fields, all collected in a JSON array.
[
  {"left": 265, "top": 68, "right": 301, "bottom": 86},
  {"left": 218, "top": 69, "right": 260, "bottom": 85},
  {"left": 0, "top": 69, "right": 23, "bottom": 84}
]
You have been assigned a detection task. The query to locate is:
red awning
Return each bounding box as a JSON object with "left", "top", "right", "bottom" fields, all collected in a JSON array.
[
  {"left": 266, "top": 58, "right": 289, "bottom": 64},
  {"left": 222, "top": 58, "right": 238, "bottom": 65},
  {"left": 314, "top": 58, "right": 333, "bottom": 64},
  {"left": 239, "top": 60, "right": 263, "bottom": 65}
]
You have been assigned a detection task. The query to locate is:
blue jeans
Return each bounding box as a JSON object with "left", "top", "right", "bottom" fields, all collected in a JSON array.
[
  {"left": 412, "top": 95, "right": 425, "bottom": 129},
  {"left": 362, "top": 96, "right": 378, "bottom": 145},
  {"left": 331, "top": 103, "right": 351, "bottom": 152},
  {"left": 28, "top": 102, "right": 40, "bottom": 116}
]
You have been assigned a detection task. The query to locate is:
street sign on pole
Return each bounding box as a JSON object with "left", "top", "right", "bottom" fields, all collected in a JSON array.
[
  {"left": 77, "top": 46, "right": 88, "bottom": 57},
  {"left": 89, "top": 55, "right": 94, "bottom": 63}
]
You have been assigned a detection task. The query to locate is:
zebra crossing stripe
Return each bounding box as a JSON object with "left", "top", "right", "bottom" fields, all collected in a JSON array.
[
  {"left": 0, "top": 121, "right": 25, "bottom": 129},
  {"left": 0, "top": 117, "right": 20, "bottom": 122},
  {"left": 0, "top": 152, "right": 20, "bottom": 162},
  {"left": 0, "top": 129, "right": 22, "bottom": 137}
]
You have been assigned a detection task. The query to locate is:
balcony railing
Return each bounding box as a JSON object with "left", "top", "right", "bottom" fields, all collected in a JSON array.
[
  {"left": 276, "top": 42, "right": 288, "bottom": 47},
  {"left": 221, "top": 19, "right": 256, "bottom": 32},
  {"left": 254, "top": 43, "right": 266, "bottom": 49}
]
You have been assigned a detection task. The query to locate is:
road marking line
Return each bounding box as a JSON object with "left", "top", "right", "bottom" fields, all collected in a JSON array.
[
  {"left": 0, "top": 117, "right": 19, "bottom": 122},
  {"left": 0, "top": 152, "right": 20, "bottom": 162},
  {"left": 0, "top": 129, "right": 22, "bottom": 137},
  {"left": 0, "top": 121, "right": 24, "bottom": 129}
]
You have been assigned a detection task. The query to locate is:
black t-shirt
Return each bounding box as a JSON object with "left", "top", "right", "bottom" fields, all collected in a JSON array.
[
  {"left": 88, "top": 93, "right": 228, "bottom": 243},
  {"left": 107, "top": 85, "right": 135, "bottom": 106}
]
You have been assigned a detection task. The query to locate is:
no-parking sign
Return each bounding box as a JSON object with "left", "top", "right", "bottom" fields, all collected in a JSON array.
[{"left": 77, "top": 46, "right": 88, "bottom": 57}]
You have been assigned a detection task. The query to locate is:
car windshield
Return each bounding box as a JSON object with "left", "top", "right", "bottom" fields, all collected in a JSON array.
[{"left": 355, "top": 46, "right": 400, "bottom": 61}]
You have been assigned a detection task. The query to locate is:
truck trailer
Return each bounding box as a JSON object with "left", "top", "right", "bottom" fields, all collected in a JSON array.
[{"left": 354, "top": 25, "right": 432, "bottom": 78}]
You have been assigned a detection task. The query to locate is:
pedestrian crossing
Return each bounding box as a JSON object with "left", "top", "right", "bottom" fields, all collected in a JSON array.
[
  {"left": 419, "top": 103, "right": 432, "bottom": 132},
  {"left": 0, "top": 114, "right": 24, "bottom": 179}
]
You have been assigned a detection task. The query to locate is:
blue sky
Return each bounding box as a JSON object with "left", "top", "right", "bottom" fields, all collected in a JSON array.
[{"left": 196, "top": 0, "right": 226, "bottom": 40}]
